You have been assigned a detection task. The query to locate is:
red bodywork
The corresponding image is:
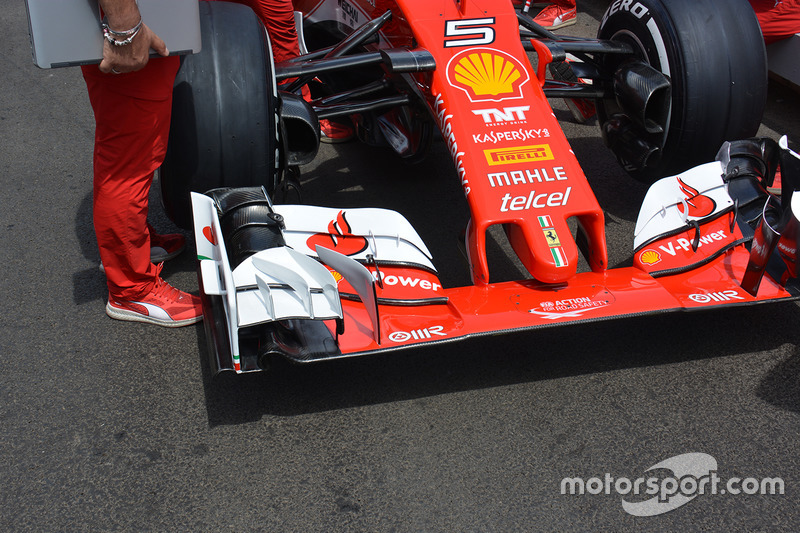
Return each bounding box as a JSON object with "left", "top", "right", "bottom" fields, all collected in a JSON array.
[{"left": 285, "top": 0, "right": 795, "bottom": 357}]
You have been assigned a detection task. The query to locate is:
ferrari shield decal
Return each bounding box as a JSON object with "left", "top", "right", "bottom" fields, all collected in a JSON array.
[
  {"left": 540, "top": 217, "right": 567, "bottom": 266},
  {"left": 538, "top": 216, "right": 562, "bottom": 248},
  {"left": 446, "top": 48, "right": 529, "bottom": 102},
  {"left": 543, "top": 228, "right": 562, "bottom": 247}
]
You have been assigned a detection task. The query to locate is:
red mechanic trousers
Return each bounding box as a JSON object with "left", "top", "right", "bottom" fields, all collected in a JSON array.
[
  {"left": 232, "top": 0, "right": 301, "bottom": 63},
  {"left": 83, "top": 0, "right": 301, "bottom": 300},
  {"left": 750, "top": 0, "right": 800, "bottom": 45},
  {"left": 82, "top": 57, "right": 180, "bottom": 300}
]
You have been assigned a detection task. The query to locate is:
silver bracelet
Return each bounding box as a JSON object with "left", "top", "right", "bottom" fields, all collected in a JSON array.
[
  {"left": 103, "top": 25, "right": 142, "bottom": 47},
  {"left": 101, "top": 16, "right": 143, "bottom": 37}
]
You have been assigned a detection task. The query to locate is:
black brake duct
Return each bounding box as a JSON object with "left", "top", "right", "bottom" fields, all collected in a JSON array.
[{"left": 599, "top": 60, "right": 671, "bottom": 173}]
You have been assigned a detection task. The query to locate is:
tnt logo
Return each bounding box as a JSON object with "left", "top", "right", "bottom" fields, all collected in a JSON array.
[{"left": 472, "top": 106, "right": 530, "bottom": 124}]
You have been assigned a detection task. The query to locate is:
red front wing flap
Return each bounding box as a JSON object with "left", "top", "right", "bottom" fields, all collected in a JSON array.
[{"left": 329, "top": 248, "right": 796, "bottom": 357}]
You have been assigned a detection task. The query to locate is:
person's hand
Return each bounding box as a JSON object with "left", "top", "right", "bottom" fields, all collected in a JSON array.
[{"left": 98, "top": 22, "right": 169, "bottom": 75}]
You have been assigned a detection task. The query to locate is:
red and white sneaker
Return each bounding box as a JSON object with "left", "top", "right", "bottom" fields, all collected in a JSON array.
[
  {"left": 148, "top": 223, "right": 185, "bottom": 262},
  {"left": 320, "top": 119, "right": 354, "bottom": 144},
  {"left": 533, "top": 4, "right": 577, "bottom": 30},
  {"left": 106, "top": 267, "right": 203, "bottom": 327}
]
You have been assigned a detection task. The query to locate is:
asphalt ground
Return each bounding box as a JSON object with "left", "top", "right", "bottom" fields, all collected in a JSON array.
[{"left": 3, "top": 0, "right": 800, "bottom": 531}]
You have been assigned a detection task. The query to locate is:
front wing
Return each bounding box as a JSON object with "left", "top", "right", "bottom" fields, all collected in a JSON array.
[{"left": 191, "top": 189, "right": 799, "bottom": 374}]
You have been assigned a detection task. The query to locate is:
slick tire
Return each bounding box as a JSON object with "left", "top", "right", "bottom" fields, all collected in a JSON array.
[
  {"left": 598, "top": 0, "right": 767, "bottom": 182},
  {"left": 161, "top": 1, "right": 279, "bottom": 229}
]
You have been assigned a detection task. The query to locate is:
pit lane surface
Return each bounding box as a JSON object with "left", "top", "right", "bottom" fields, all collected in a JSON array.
[{"left": 3, "top": 1, "right": 800, "bottom": 530}]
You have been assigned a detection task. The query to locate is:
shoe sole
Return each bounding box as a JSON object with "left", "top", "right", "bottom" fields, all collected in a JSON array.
[
  {"left": 106, "top": 302, "right": 203, "bottom": 327},
  {"left": 320, "top": 135, "right": 354, "bottom": 144},
  {"left": 150, "top": 246, "right": 184, "bottom": 263},
  {"left": 546, "top": 17, "right": 577, "bottom": 31}
]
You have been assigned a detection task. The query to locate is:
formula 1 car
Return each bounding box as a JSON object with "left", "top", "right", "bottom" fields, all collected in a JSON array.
[{"left": 159, "top": 0, "right": 800, "bottom": 374}]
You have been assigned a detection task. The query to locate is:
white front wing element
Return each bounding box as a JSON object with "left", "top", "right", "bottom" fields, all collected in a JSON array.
[
  {"left": 316, "top": 245, "right": 381, "bottom": 344},
  {"left": 274, "top": 205, "right": 436, "bottom": 272},
  {"left": 191, "top": 193, "right": 437, "bottom": 359},
  {"left": 634, "top": 161, "right": 732, "bottom": 250},
  {"left": 192, "top": 193, "right": 344, "bottom": 359},
  {"left": 235, "top": 248, "right": 342, "bottom": 326}
]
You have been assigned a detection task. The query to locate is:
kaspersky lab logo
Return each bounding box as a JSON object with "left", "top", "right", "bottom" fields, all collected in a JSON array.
[{"left": 561, "top": 453, "right": 784, "bottom": 516}]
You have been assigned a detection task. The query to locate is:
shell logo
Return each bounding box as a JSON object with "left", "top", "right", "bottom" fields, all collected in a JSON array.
[
  {"left": 446, "top": 48, "right": 529, "bottom": 102},
  {"left": 639, "top": 249, "right": 661, "bottom": 265}
]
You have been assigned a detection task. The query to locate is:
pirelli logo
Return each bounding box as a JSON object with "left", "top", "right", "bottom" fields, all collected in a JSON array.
[{"left": 484, "top": 144, "right": 554, "bottom": 166}]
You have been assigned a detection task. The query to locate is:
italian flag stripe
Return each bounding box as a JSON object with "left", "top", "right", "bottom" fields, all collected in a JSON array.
[
  {"left": 551, "top": 247, "right": 568, "bottom": 267},
  {"left": 538, "top": 215, "right": 553, "bottom": 228}
]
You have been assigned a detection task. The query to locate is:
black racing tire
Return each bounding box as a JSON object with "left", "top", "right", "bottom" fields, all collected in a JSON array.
[
  {"left": 597, "top": 0, "right": 767, "bottom": 181},
  {"left": 161, "top": 1, "right": 279, "bottom": 229}
]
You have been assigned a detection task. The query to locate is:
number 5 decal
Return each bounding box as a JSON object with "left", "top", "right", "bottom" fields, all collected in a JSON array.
[{"left": 444, "top": 18, "right": 496, "bottom": 48}]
